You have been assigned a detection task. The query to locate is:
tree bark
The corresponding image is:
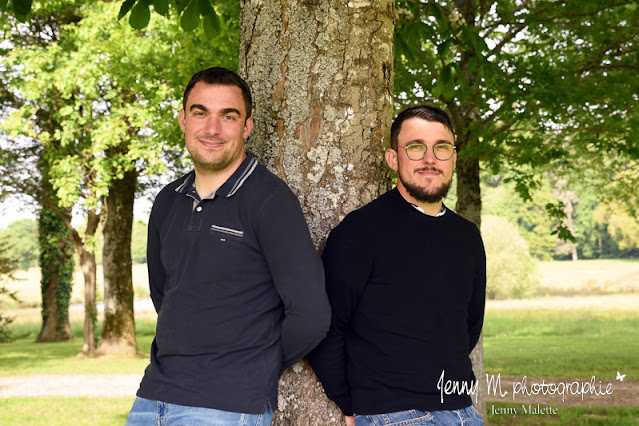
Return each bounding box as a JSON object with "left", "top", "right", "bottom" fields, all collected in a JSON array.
[
  {"left": 454, "top": 151, "right": 485, "bottom": 416},
  {"left": 448, "top": 0, "right": 488, "bottom": 413},
  {"left": 75, "top": 209, "right": 100, "bottom": 357},
  {"left": 240, "top": 0, "right": 395, "bottom": 423},
  {"left": 36, "top": 158, "right": 75, "bottom": 343},
  {"left": 97, "top": 167, "right": 138, "bottom": 356},
  {"left": 36, "top": 204, "right": 74, "bottom": 342}
]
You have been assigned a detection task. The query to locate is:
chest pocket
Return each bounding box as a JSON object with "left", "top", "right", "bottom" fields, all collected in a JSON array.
[{"left": 210, "top": 224, "right": 244, "bottom": 241}]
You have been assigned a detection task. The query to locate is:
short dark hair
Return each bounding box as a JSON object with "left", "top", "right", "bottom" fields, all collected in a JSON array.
[
  {"left": 390, "top": 105, "right": 454, "bottom": 150},
  {"left": 182, "top": 67, "right": 253, "bottom": 118}
]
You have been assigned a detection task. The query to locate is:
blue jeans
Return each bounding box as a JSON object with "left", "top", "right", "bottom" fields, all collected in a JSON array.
[
  {"left": 354, "top": 405, "right": 483, "bottom": 425},
  {"left": 126, "top": 397, "right": 274, "bottom": 426}
]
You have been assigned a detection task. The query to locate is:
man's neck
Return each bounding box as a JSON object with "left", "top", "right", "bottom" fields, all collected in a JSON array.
[
  {"left": 193, "top": 154, "right": 246, "bottom": 199},
  {"left": 396, "top": 185, "right": 443, "bottom": 217}
]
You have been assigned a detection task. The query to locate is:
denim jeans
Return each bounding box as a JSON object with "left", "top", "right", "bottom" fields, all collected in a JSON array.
[
  {"left": 125, "top": 396, "right": 274, "bottom": 426},
  {"left": 354, "top": 405, "right": 483, "bottom": 426}
]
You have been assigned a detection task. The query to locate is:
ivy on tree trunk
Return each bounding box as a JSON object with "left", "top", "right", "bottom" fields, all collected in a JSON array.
[{"left": 36, "top": 159, "right": 75, "bottom": 343}]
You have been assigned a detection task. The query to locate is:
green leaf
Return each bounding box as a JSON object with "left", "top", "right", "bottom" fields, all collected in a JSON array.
[
  {"left": 59, "top": 106, "right": 73, "bottom": 117},
  {"left": 118, "top": 0, "right": 137, "bottom": 20},
  {"left": 203, "top": 9, "right": 221, "bottom": 37},
  {"left": 197, "top": 0, "right": 212, "bottom": 15},
  {"left": 437, "top": 40, "right": 450, "bottom": 56},
  {"left": 0, "top": 0, "right": 9, "bottom": 12},
  {"left": 395, "top": 32, "right": 415, "bottom": 63},
  {"left": 12, "top": 0, "right": 32, "bottom": 16},
  {"left": 129, "top": 2, "right": 151, "bottom": 29},
  {"left": 180, "top": 1, "right": 199, "bottom": 32},
  {"left": 153, "top": 0, "right": 169, "bottom": 16}
]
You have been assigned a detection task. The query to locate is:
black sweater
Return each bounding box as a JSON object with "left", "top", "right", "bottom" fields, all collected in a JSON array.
[
  {"left": 308, "top": 188, "right": 486, "bottom": 416},
  {"left": 137, "top": 153, "right": 330, "bottom": 414}
]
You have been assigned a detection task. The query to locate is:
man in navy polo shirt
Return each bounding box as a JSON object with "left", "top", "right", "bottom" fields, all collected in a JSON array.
[{"left": 127, "top": 67, "right": 330, "bottom": 425}]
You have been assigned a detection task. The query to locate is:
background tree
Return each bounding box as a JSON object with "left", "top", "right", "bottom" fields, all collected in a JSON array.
[
  {"left": 1, "top": 0, "right": 87, "bottom": 345},
  {"left": 0, "top": 218, "right": 39, "bottom": 269},
  {"left": 36, "top": 161, "right": 75, "bottom": 342}
]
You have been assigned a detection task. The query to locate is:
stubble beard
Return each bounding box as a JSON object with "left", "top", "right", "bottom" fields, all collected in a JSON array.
[
  {"left": 399, "top": 167, "right": 452, "bottom": 204},
  {"left": 189, "top": 137, "right": 240, "bottom": 174}
]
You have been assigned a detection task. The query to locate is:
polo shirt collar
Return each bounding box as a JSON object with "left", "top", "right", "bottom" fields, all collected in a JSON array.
[{"left": 174, "top": 152, "right": 258, "bottom": 198}]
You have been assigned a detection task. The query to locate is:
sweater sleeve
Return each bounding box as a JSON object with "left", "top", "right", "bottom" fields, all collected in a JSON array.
[
  {"left": 467, "top": 224, "right": 486, "bottom": 353},
  {"left": 146, "top": 194, "right": 167, "bottom": 313},
  {"left": 258, "top": 189, "right": 331, "bottom": 369},
  {"left": 307, "top": 212, "right": 373, "bottom": 416}
]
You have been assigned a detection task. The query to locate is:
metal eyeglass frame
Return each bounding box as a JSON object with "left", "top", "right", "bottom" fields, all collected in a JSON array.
[{"left": 400, "top": 143, "right": 456, "bottom": 161}]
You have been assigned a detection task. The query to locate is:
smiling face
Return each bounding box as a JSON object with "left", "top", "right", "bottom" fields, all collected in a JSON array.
[
  {"left": 385, "top": 117, "right": 457, "bottom": 207},
  {"left": 178, "top": 82, "right": 253, "bottom": 176}
]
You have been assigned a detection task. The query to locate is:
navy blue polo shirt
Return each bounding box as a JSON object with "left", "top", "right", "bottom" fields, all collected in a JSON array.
[{"left": 137, "top": 153, "right": 330, "bottom": 414}]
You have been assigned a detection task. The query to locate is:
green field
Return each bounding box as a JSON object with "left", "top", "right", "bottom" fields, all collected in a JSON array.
[
  {"left": 484, "top": 300, "right": 639, "bottom": 380},
  {"left": 0, "top": 396, "right": 134, "bottom": 426}
]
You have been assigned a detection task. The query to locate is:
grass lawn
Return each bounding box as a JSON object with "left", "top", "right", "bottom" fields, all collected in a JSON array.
[
  {"left": 486, "top": 403, "right": 639, "bottom": 425},
  {"left": 0, "top": 317, "right": 156, "bottom": 375},
  {"left": 484, "top": 295, "right": 639, "bottom": 380},
  {"left": 0, "top": 396, "right": 134, "bottom": 425}
]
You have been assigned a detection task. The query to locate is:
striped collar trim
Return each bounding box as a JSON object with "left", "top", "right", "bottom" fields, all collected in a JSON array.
[{"left": 174, "top": 153, "right": 258, "bottom": 198}]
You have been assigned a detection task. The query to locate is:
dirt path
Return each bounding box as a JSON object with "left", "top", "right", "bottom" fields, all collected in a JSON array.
[
  {"left": 1, "top": 374, "right": 637, "bottom": 408},
  {"left": 0, "top": 374, "right": 142, "bottom": 398}
]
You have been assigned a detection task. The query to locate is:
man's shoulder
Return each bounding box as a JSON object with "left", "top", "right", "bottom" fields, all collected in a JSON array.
[
  {"left": 331, "top": 190, "right": 395, "bottom": 234},
  {"left": 238, "top": 161, "right": 300, "bottom": 210},
  {"left": 443, "top": 207, "right": 482, "bottom": 237},
  {"left": 154, "top": 172, "right": 193, "bottom": 200},
  {"left": 346, "top": 189, "right": 397, "bottom": 218},
  {"left": 248, "top": 161, "right": 290, "bottom": 191}
]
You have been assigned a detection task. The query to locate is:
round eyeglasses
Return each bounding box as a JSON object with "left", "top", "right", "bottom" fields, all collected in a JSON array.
[{"left": 400, "top": 143, "right": 456, "bottom": 161}]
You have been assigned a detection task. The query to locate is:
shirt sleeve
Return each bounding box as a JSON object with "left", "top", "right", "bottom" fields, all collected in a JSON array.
[
  {"left": 307, "top": 212, "right": 374, "bottom": 416},
  {"left": 467, "top": 224, "right": 486, "bottom": 353},
  {"left": 147, "top": 195, "right": 167, "bottom": 313},
  {"left": 258, "top": 189, "right": 331, "bottom": 369}
]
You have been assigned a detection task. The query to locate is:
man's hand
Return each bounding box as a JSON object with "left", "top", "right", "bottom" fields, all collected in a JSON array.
[{"left": 343, "top": 414, "right": 355, "bottom": 426}]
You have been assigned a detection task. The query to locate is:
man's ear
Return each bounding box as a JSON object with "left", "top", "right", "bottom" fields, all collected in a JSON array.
[
  {"left": 178, "top": 109, "right": 186, "bottom": 132},
  {"left": 385, "top": 148, "right": 398, "bottom": 172},
  {"left": 243, "top": 117, "right": 254, "bottom": 139}
]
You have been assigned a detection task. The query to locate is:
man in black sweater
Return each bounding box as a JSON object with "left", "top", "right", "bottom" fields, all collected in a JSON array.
[
  {"left": 126, "top": 68, "right": 330, "bottom": 425},
  {"left": 309, "top": 106, "right": 486, "bottom": 425}
]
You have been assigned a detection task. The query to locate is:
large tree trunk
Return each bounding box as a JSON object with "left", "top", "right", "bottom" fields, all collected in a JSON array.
[
  {"left": 455, "top": 151, "right": 485, "bottom": 416},
  {"left": 75, "top": 209, "right": 100, "bottom": 357},
  {"left": 240, "top": 0, "right": 395, "bottom": 423},
  {"left": 36, "top": 198, "right": 74, "bottom": 342},
  {"left": 97, "top": 167, "right": 137, "bottom": 356},
  {"left": 450, "top": 0, "right": 487, "bottom": 410}
]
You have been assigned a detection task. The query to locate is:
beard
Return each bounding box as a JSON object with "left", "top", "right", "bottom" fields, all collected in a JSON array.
[
  {"left": 189, "top": 137, "right": 242, "bottom": 174},
  {"left": 399, "top": 166, "right": 452, "bottom": 204}
]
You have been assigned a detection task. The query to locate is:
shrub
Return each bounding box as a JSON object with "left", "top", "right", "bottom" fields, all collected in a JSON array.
[
  {"left": 481, "top": 215, "right": 539, "bottom": 299},
  {"left": 0, "top": 237, "right": 19, "bottom": 342}
]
